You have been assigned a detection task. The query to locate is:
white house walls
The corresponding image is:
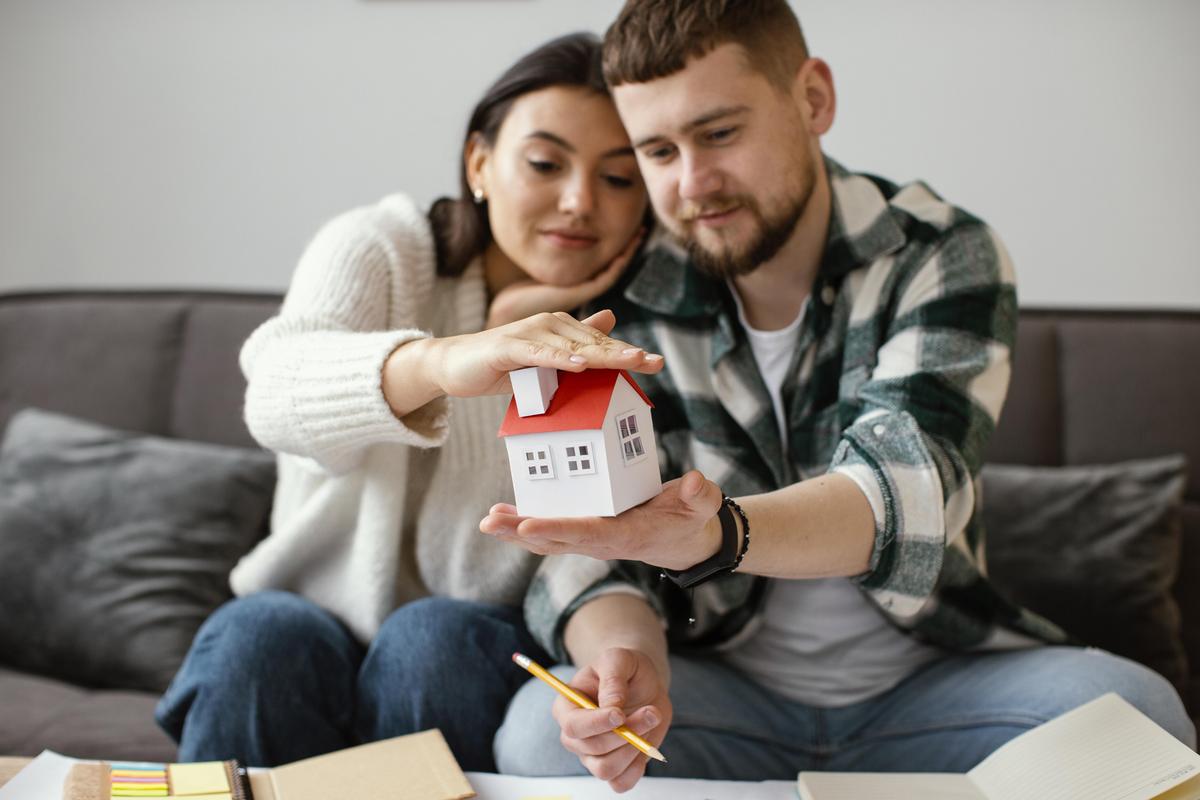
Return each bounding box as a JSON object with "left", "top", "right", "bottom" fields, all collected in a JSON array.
[
  {"left": 504, "top": 429, "right": 615, "bottom": 518},
  {"left": 602, "top": 376, "right": 663, "bottom": 516}
]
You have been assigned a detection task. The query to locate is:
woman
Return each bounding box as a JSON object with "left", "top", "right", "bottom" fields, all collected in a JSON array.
[{"left": 154, "top": 32, "right": 660, "bottom": 770}]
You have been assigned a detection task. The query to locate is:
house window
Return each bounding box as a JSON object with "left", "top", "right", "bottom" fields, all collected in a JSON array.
[
  {"left": 564, "top": 443, "right": 596, "bottom": 476},
  {"left": 522, "top": 447, "right": 555, "bottom": 480},
  {"left": 616, "top": 411, "right": 647, "bottom": 465}
]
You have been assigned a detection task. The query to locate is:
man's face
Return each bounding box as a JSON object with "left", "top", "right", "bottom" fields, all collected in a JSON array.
[{"left": 613, "top": 43, "right": 818, "bottom": 278}]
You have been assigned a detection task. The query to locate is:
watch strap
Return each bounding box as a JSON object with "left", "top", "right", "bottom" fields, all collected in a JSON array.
[{"left": 662, "top": 496, "right": 740, "bottom": 589}]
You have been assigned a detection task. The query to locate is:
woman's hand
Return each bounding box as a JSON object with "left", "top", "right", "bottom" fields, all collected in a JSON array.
[
  {"left": 382, "top": 309, "right": 663, "bottom": 418},
  {"left": 434, "top": 308, "right": 662, "bottom": 397},
  {"left": 553, "top": 647, "right": 671, "bottom": 793},
  {"left": 485, "top": 228, "right": 645, "bottom": 329}
]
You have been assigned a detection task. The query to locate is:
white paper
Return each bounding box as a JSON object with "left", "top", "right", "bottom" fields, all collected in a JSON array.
[
  {"left": 0, "top": 751, "right": 82, "bottom": 800},
  {"left": 466, "top": 771, "right": 797, "bottom": 800},
  {"left": 797, "top": 771, "right": 986, "bottom": 800}
]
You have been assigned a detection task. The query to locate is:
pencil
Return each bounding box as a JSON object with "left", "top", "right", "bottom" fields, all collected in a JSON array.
[{"left": 511, "top": 652, "right": 667, "bottom": 763}]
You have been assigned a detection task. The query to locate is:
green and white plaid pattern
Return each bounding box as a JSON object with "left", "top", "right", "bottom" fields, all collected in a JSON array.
[{"left": 525, "top": 157, "right": 1068, "bottom": 661}]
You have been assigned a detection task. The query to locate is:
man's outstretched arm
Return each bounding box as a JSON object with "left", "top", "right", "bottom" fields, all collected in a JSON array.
[{"left": 481, "top": 468, "right": 875, "bottom": 580}]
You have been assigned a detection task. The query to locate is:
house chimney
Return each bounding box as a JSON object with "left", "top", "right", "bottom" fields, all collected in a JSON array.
[{"left": 510, "top": 366, "right": 559, "bottom": 417}]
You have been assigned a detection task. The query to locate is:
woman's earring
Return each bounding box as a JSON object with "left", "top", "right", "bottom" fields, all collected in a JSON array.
[{"left": 472, "top": 187, "right": 485, "bottom": 204}]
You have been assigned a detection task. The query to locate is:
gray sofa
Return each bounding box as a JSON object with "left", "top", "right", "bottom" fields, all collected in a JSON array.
[{"left": 0, "top": 290, "right": 1196, "bottom": 759}]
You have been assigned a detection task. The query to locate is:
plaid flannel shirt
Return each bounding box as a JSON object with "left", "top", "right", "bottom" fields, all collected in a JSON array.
[{"left": 524, "top": 157, "right": 1068, "bottom": 662}]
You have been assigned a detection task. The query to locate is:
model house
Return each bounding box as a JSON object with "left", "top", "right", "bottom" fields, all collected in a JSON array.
[{"left": 498, "top": 366, "right": 662, "bottom": 518}]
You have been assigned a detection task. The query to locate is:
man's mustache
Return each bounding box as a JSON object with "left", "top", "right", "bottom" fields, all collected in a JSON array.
[{"left": 676, "top": 198, "right": 746, "bottom": 223}]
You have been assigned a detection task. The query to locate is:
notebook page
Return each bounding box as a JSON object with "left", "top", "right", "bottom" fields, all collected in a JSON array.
[
  {"left": 969, "top": 693, "right": 1200, "bottom": 800},
  {"left": 796, "top": 772, "right": 986, "bottom": 800}
]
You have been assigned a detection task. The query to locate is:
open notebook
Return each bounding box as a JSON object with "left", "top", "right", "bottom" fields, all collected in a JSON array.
[{"left": 798, "top": 693, "right": 1199, "bottom": 800}]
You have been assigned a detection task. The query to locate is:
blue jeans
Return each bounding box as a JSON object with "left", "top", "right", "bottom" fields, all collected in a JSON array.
[
  {"left": 495, "top": 646, "right": 1196, "bottom": 778},
  {"left": 156, "top": 591, "right": 550, "bottom": 769}
]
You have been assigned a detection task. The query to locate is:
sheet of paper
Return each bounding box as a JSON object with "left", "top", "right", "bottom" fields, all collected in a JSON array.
[
  {"left": 797, "top": 771, "right": 986, "bottom": 800},
  {"left": 465, "top": 771, "right": 797, "bottom": 800},
  {"left": 0, "top": 750, "right": 81, "bottom": 800},
  {"left": 969, "top": 693, "right": 1200, "bottom": 800}
]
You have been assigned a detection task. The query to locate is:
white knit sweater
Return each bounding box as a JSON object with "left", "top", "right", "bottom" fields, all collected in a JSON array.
[{"left": 231, "top": 194, "right": 552, "bottom": 643}]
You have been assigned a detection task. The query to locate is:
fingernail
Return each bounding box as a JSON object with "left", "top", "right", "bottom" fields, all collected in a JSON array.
[
  {"left": 645, "top": 710, "right": 659, "bottom": 727},
  {"left": 644, "top": 353, "right": 663, "bottom": 361},
  {"left": 570, "top": 355, "right": 587, "bottom": 364},
  {"left": 622, "top": 347, "right": 643, "bottom": 356},
  {"left": 609, "top": 711, "right": 624, "bottom": 726}
]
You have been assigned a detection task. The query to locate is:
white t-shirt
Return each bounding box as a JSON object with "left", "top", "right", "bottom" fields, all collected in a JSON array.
[{"left": 722, "top": 285, "right": 943, "bottom": 706}]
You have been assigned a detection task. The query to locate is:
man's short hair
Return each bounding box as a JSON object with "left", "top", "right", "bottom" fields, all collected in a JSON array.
[{"left": 602, "top": 0, "right": 809, "bottom": 92}]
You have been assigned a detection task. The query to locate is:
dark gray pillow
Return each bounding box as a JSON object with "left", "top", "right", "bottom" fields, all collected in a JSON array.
[
  {"left": 0, "top": 408, "right": 274, "bottom": 693},
  {"left": 983, "top": 455, "right": 1188, "bottom": 691}
]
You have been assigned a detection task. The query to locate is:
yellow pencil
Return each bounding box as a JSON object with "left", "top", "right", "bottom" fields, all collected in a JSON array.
[{"left": 511, "top": 652, "right": 666, "bottom": 763}]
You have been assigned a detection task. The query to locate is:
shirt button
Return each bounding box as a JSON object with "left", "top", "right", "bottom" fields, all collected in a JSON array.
[
  {"left": 821, "top": 286, "right": 836, "bottom": 305},
  {"left": 872, "top": 424, "right": 886, "bottom": 437}
]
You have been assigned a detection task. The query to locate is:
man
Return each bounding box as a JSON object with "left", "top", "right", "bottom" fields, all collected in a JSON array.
[{"left": 482, "top": 0, "right": 1195, "bottom": 791}]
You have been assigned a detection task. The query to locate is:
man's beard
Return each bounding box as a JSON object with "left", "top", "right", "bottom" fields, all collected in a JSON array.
[{"left": 672, "top": 160, "right": 815, "bottom": 279}]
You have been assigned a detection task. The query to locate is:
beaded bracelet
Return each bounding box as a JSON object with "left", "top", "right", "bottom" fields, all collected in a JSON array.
[{"left": 725, "top": 495, "right": 751, "bottom": 571}]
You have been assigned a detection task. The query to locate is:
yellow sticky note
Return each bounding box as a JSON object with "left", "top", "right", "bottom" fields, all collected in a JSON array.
[{"left": 167, "top": 762, "right": 229, "bottom": 795}]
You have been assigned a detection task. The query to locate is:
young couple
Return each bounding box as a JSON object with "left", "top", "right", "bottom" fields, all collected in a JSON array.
[{"left": 158, "top": 0, "right": 1194, "bottom": 790}]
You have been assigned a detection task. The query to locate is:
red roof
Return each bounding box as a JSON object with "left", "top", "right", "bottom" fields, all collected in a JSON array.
[{"left": 497, "top": 369, "right": 653, "bottom": 437}]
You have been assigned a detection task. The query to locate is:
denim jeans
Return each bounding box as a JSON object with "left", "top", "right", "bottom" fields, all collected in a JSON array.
[
  {"left": 495, "top": 645, "right": 1196, "bottom": 778},
  {"left": 156, "top": 591, "right": 551, "bottom": 769}
]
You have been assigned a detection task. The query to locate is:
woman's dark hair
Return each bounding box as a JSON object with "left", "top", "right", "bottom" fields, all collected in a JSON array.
[{"left": 428, "top": 32, "right": 609, "bottom": 276}]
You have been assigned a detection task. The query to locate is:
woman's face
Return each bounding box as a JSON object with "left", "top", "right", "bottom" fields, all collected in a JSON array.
[{"left": 468, "top": 86, "right": 648, "bottom": 287}]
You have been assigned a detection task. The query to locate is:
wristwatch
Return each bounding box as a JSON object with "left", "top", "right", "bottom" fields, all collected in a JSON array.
[{"left": 661, "top": 496, "right": 743, "bottom": 589}]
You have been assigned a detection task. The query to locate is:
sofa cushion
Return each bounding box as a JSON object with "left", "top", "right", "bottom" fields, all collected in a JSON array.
[
  {"left": 0, "top": 408, "right": 274, "bottom": 693},
  {"left": 0, "top": 666, "right": 176, "bottom": 760},
  {"left": 983, "top": 455, "right": 1188, "bottom": 691}
]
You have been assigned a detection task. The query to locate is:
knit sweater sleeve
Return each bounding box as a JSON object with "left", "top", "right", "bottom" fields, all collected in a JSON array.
[{"left": 240, "top": 195, "right": 449, "bottom": 474}]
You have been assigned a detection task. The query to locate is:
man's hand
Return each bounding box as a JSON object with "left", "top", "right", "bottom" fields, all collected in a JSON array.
[
  {"left": 480, "top": 470, "right": 723, "bottom": 570},
  {"left": 554, "top": 648, "right": 671, "bottom": 793}
]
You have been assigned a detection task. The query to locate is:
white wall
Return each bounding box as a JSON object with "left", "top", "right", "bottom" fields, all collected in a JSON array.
[{"left": 2, "top": 0, "right": 1197, "bottom": 308}]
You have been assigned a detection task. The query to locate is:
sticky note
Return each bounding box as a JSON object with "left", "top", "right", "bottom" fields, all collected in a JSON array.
[{"left": 167, "top": 762, "right": 229, "bottom": 795}]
